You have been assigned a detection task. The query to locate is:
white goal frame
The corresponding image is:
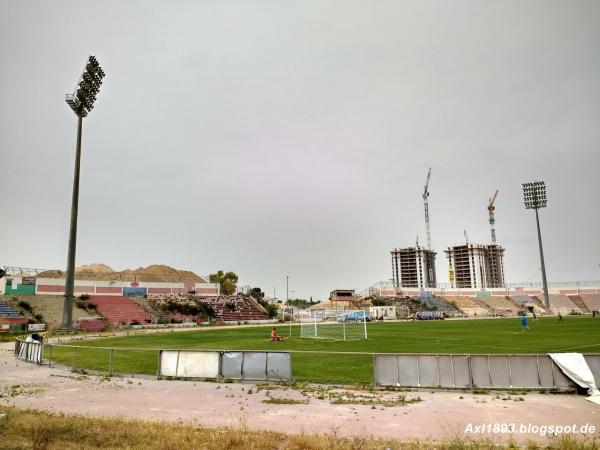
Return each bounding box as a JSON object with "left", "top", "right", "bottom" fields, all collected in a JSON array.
[{"left": 299, "top": 309, "right": 368, "bottom": 340}]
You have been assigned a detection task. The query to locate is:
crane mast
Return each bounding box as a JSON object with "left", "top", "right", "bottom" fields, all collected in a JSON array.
[
  {"left": 422, "top": 168, "right": 432, "bottom": 250},
  {"left": 487, "top": 189, "right": 499, "bottom": 244}
]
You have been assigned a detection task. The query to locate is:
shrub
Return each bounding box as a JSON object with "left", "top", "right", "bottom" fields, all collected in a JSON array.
[
  {"left": 225, "top": 302, "right": 236, "bottom": 311},
  {"left": 17, "top": 300, "right": 32, "bottom": 312},
  {"left": 79, "top": 294, "right": 90, "bottom": 301}
]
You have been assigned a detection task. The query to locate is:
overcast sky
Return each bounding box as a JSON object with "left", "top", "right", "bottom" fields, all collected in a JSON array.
[{"left": 1, "top": 1, "right": 599, "bottom": 299}]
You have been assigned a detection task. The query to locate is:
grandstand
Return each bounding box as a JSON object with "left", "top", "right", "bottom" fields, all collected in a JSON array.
[
  {"left": 422, "top": 296, "right": 463, "bottom": 317},
  {"left": 0, "top": 300, "right": 23, "bottom": 318},
  {"left": 547, "top": 295, "right": 581, "bottom": 315},
  {"left": 0, "top": 299, "right": 28, "bottom": 329},
  {"left": 509, "top": 295, "right": 545, "bottom": 314},
  {"left": 1, "top": 295, "right": 94, "bottom": 330},
  {"left": 567, "top": 295, "right": 590, "bottom": 313},
  {"left": 145, "top": 294, "right": 270, "bottom": 323},
  {"left": 88, "top": 296, "right": 152, "bottom": 327},
  {"left": 478, "top": 296, "right": 521, "bottom": 315},
  {"left": 202, "top": 295, "right": 269, "bottom": 322},
  {"left": 440, "top": 296, "right": 491, "bottom": 316},
  {"left": 146, "top": 294, "right": 210, "bottom": 323},
  {"left": 580, "top": 294, "right": 600, "bottom": 312}
]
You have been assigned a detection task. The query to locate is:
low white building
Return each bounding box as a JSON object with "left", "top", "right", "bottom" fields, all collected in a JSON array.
[{"left": 369, "top": 306, "right": 397, "bottom": 320}]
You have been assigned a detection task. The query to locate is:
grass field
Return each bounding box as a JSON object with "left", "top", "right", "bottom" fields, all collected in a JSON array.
[{"left": 46, "top": 317, "right": 600, "bottom": 384}]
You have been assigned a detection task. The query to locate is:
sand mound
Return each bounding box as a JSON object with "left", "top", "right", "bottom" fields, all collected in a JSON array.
[{"left": 37, "top": 264, "right": 205, "bottom": 283}]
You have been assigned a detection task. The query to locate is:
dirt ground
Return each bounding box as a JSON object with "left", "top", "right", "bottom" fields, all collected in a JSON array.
[{"left": 1, "top": 342, "right": 599, "bottom": 445}]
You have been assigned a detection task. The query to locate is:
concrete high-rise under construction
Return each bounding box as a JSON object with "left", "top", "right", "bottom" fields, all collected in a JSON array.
[
  {"left": 445, "top": 244, "right": 505, "bottom": 289},
  {"left": 391, "top": 246, "right": 437, "bottom": 289}
]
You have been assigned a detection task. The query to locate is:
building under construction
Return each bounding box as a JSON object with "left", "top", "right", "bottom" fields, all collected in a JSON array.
[
  {"left": 391, "top": 246, "right": 437, "bottom": 289},
  {"left": 445, "top": 244, "right": 505, "bottom": 289}
]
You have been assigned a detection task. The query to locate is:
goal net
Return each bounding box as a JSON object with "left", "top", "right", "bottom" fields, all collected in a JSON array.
[{"left": 299, "top": 309, "right": 368, "bottom": 340}]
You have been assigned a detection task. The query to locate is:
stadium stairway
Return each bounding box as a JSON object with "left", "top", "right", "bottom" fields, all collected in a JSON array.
[
  {"left": 89, "top": 296, "right": 152, "bottom": 327},
  {"left": 131, "top": 296, "right": 161, "bottom": 321},
  {"left": 479, "top": 297, "right": 521, "bottom": 314},
  {"left": 580, "top": 294, "right": 600, "bottom": 312},
  {"left": 548, "top": 295, "right": 581, "bottom": 315},
  {"left": 440, "top": 296, "right": 490, "bottom": 316},
  {"left": 1, "top": 295, "right": 95, "bottom": 330},
  {"left": 567, "top": 295, "right": 591, "bottom": 313},
  {"left": 530, "top": 296, "right": 546, "bottom": 310},
  {"left": 471, "top": 298, "right": 495, "bottom": 315}
]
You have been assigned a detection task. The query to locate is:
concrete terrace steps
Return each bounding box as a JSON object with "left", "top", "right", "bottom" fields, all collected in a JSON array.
[
  {"left": 1, "top": 295, "right": 94, "bottom": 330},
  {"left": 568, "top": 295, "right": 591, "bottom": 313},
  {"left": 581, "top": 294, "right": 600, "bottom": 312},
  {"left": 89, "top": 295, "right": 152, "bottom": 326},
  {"left": 131, "top": 296, "right": 161, "bottom": 321},
  {"left": 547, "top": 295, "right": 581, "bottom": 315},
  {"left": 480, "top": 296, "right": 521, "bottom": 313},
  {"left": 471, "top": 298, "right": 495, "bottom": 314}
]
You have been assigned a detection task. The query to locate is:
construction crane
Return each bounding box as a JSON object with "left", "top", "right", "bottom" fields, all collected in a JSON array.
[
  {"left": 423, "top": 168, "right": 432, "bottom": 250},
  {"left": 464, "top": 230, "right": 469, "bottom": 245},
  {"left": 487, "top": 189, "right": 499, "bottom": 244}
]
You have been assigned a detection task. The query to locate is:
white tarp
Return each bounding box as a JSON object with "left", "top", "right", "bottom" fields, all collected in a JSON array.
[{"left": 549, "top": 353, "right": 600, "bottom": 404}]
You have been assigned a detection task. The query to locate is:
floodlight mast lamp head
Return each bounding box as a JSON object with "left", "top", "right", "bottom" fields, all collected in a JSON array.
[
  {"left": 65, "top": 55, "right": 105, "bottom": 118},
  {"left": 522, "top": 180, "right": 547, "bottom": 210}
]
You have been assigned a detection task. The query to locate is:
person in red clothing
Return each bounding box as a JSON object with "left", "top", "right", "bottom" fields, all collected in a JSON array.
[{"left": 270, "top": 328, "right": 283, "bottom": 341}]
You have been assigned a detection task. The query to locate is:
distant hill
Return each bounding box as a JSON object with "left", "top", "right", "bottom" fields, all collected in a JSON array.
[{"left": 37, "top": 264, "right": 206, "bottom": 283}]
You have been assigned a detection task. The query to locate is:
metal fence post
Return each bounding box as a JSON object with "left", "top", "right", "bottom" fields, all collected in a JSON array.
[
  {"left": 156, "top": 350, "right": 162, "bottom": 380},
  {"left": 467, "top": 355, "right": 474, "bottom": 389},
  {"left": 372, "top": 353, "right": 376, "bottom": 387},
  {"left": 108, "top": 348, "right": 113, "bottom": 376}
]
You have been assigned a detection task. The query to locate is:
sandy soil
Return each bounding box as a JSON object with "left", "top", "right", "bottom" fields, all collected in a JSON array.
[{"left": 1, "top": 342, "right": 599, "bottom": 445}]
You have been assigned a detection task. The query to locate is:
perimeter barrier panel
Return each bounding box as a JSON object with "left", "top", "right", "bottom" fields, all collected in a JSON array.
[
  {"left": 159, "top": 350, "right": 291, "bottom": 382},
  {"left": 373, "top": 354, "right": 591, "bottom": 389}
]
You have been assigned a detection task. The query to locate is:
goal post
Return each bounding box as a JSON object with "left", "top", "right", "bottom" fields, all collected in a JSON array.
[{"left": 299, "top": 310, "right": 369, "bottom": 340}]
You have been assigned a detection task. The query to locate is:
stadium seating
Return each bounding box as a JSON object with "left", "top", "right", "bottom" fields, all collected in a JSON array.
[
  {"left": 422, "top": 296, "right": 463, "bottom": 317},
  {"left": 440, "top": 296, "right": 491, "bottom": 316},
  {"left": 547, "top": 295, "right": 581, "bottom": 315},
  {"left": 146, "top": 294, "right": 270, "bottom": 323},
  {"left": 479, "top": 297, "right": 521, "bottom": 314},
  {"left": 203, "top": 295, "right": 269, "bottom": 322},
  {"left": 580, "top": 294, "right": 600, "bottom": 312},
  {"left": 567, "top": 295, "right": 591, "bottom": 313},
  {"left": 89, "top": 296, "right": 152, "bottom": 327},
  {"left": 76, "top": 319, "right": 106, "bottom": 332},
  {"left": 0, "top": 295, "right": 95, "bottom": 330},
  {"left": 0, "top": 300, "right": 22, "bottom": 318},
  {"left": 509, "top": 295, "right": 545, "bottom": 314}
]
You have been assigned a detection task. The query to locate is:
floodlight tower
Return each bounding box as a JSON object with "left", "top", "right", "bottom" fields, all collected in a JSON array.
[
  {"left": 62, "top": 55, "right": 105, "bottom": 329},
  {"left": 522, "top": 181, "right": 550, "bottom": 314},
  {"left": 488, "top": 190, "right": 499, "bottom": 244},
  {"left": 423, "top": 168, "right": 432, "bottom": 250}
]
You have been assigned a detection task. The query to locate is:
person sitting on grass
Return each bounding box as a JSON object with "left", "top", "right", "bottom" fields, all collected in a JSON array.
[{"left": 270, "top": 328, "right": 283, "bottom": 342}]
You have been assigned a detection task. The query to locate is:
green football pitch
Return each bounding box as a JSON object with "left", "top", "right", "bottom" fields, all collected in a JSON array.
[{"left": 46, "top": 317, "right": 600, "bottom": 384}]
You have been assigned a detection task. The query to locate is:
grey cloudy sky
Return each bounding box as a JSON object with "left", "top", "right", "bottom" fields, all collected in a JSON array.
[{"left": 1, "top": 1, "right": 599, "bottom": 299}]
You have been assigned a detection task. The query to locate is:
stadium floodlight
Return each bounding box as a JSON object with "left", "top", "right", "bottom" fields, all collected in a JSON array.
[
  {"left": 522, "top": 180, "right": 550, "bottom": 314},
  {"left": 62, "top": 55, "right": 105, "bottom": 330}
]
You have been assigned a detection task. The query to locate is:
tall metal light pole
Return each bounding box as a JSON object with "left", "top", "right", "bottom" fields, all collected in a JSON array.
[
  {"left": 286, "top": 275, "right": 289, "bottom": 304},
  {"left": 62, "top": 55, "right": 105, "bottom": 329},
  {"left": 522, "top": 181, "right": 550, "bottom": 314}
]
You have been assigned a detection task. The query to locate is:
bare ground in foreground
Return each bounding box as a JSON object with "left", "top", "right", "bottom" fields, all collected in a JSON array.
[{"left": 1, "top": 342, "right": 599, "bottom": 446}]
